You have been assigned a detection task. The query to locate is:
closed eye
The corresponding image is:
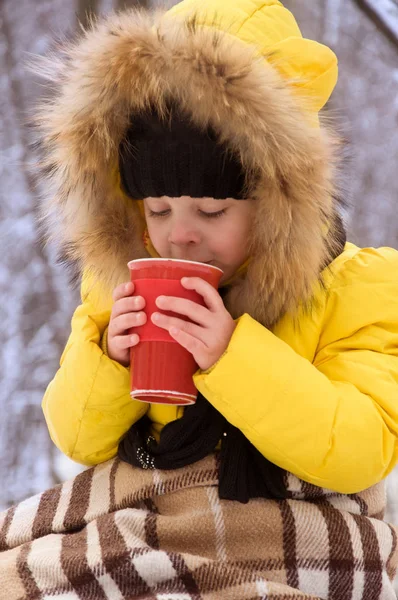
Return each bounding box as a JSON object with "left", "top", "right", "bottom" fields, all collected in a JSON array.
[
  {"left": 148, "top": 209, "right": 170, "bottom": 218},
  {"left": 199, "top": 209, "right": 226, "bottom": 219},
  {"left": 148, "top": 209, "right": 227, "bottom": 219}
]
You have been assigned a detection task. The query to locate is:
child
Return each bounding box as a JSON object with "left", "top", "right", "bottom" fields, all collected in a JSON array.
[{"left": 30, "top": 0, "right": 398, "bottom": 597}]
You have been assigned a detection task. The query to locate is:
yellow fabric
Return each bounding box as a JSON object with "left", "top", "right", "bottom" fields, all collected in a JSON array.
[
  {"left": 166, "top": 0, "right": 338, "bottom": 119},
  {"left": 42, "top": 276, "right": 148, "bottom": 464},
  {"left": 41, "top": 1, "right": 396, "bottom": 492},
  {"left": 43, "top": 243, "right": 398, "bottom": 493}
]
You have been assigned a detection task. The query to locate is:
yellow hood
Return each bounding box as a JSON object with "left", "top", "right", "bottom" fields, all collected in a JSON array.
[
  {"left": 167, "top": 0, "right": 338, "bottom": 120},
  {"left": 32, "top": 0, "right": 344, "bottom": 328}
]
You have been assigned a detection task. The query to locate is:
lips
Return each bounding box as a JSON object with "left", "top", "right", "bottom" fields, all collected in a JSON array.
[{"left": 173, "top": 258, "right": 215, "bottom": 265}]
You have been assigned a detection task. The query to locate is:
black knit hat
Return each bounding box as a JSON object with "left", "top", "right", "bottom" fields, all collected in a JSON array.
[{"left": 119, "top": 105, "right": 247, "bottom": 200}]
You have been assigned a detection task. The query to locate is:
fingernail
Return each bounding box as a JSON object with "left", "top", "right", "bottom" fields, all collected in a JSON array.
[{"left": 152, "top": 312, "right": 160, "bottom": 321}]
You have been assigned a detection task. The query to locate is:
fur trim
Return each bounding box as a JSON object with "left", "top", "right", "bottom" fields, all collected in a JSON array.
[{"left": 30, "top": 8, "right": 344, "bottom": 327}]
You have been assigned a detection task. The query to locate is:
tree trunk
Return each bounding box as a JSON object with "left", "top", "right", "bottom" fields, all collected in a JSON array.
[{"left": 76, "top": 0, "right": 100, "bottom": 28}]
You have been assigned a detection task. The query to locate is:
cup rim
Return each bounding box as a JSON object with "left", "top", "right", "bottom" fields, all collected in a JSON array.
[{"left": 127, "top": 257, "right": 223, "bottom": 274}]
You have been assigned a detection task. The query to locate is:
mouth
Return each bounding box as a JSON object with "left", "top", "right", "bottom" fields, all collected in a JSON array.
[
  {"left": 180, "top": 259, "right": 214, "bottom": 264},
  {"left": 173, "top": 258, "right": 216, "bottom": 266}
]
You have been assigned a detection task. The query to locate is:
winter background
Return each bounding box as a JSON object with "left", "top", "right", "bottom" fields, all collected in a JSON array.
[{"left": 1, "top": 0, "right": 398, "bottom": 570}]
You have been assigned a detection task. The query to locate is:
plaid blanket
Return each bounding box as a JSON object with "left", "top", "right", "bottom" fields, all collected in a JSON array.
[{"left": 0, "top": 455, "right": 397, "bottom": 600}]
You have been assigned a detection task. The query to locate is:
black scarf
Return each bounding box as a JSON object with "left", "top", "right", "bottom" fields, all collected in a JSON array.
[
  {"left": 118, "top": 215, "right": 347, "bottom": 503},
  {"left": 118, "top": 393, "right": 289, "bottom": 503}
]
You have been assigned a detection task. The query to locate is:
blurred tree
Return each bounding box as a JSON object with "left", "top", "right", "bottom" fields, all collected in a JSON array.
[
  {"left": 355, "top": 0, "right": 398, "bottom": 47},
  {"left": 115, "top": 0, "right": 150, "bottom": 9},
  {"left": 76, "top": 0, "right": 100, "bottom": 28},
  {"left": 76, "top": 0, "right": 150, "bottom": 28}
]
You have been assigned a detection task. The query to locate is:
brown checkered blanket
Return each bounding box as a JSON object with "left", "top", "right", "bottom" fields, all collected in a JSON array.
[{"left": 0, "top": 455, "right": 397, "bottom": 599}]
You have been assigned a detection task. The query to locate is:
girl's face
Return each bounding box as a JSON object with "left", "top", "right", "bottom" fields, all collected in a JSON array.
[{"left": 143, "top": 196, "right": 255, "bottom": 284}]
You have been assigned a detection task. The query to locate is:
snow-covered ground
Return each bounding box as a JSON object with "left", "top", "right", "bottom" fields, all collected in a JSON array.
[{"left": 1, "top": 0, "right": 397, "bottom": 564}]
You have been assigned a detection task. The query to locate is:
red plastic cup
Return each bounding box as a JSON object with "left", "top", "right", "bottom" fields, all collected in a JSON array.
[{"left": 127, "top": 258, "right": 224, "bottom": 405}]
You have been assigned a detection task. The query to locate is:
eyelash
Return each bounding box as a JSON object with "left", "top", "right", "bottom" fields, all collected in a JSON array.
[{"left": 148, "top": 209, "right": 226, "bottom": 219}]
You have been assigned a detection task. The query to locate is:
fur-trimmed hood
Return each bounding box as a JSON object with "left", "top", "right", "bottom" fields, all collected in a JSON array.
[{"left": 31, "top": 1, "right": 345, "bottom": 328}]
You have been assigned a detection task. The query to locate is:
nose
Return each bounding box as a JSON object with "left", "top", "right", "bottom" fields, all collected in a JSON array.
[{"left": 168, "top": 219, "right": 201, "bottom": 247}]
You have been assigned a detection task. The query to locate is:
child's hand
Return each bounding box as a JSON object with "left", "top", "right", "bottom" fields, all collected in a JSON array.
[
  {"left": 107, "top": 282, "right": 146, "bottom": 367},
  {"left": 151, "top": 277, "right": 236, "bottom": 371}
]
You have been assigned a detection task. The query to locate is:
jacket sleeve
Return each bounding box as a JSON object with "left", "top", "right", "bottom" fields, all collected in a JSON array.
[
  {"left": 193, "top": 247, "right": 398, "bottom": 493},
  {"left": 42, "top": 272, "right": 148, "bottom": 465}
]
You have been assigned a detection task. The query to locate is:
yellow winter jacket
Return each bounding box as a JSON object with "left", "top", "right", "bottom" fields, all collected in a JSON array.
[
  {"left": 43, "top": 242, "right": 398, "bottom": 493},
  {"left": 36, "top": 0, "right": 398, "bottom": 495}
]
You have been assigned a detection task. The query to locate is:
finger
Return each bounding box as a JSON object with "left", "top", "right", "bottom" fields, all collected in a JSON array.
[
  {"left": 112, "top": 295, "right": 146, "bottom": 319},
  {"left": 109, "top": 311, "right": 147, "bottom": 336},
  {"left": 168, "top": 326, "right": 207, "bottom": 359},
  {"left": 180, "top": 277, "right": 222, "bottom": 312},
  {"left": 113, "top": 333, "right": 140, "bottom": 350},
  {"left": 151, "top": 312, "right": 207, "bottom": 344},
  {"left": 155, "top": 295, "right": 210, "bottom": 326},
  {"left": 113, "top": 281, "right": 135, "bottom": 303}
]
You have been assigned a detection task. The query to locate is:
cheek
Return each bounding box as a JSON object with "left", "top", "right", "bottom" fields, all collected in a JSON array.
[
  {"left": 146, "top": 221, "right": 167, "bottom": 253},
  {"left": 226, "top": 219, "right": 251, "bottom": 251}
]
